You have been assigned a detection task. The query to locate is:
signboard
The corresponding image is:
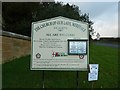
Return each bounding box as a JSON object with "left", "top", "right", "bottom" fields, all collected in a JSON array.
[{"left": 31, "top": 16, "right": 89, "bottom": 71}]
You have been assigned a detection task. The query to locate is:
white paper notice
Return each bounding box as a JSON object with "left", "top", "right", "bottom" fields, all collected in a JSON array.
[
  {"left": 89, "top": 64, "right": 99, "bottom": 73},
  {"left": 88, "top": 64, "right": 99, "bottom": 81},
  {"left": 88, "top": 73, "right": 98, "bottom": 81}
]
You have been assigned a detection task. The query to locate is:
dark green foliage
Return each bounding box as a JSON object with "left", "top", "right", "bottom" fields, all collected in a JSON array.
[
  {"left": 2, "top": 2, "right": 93, "bottom": 37},
  {"left": 2, "top": 2, "right": 39, "bottom": 36}
]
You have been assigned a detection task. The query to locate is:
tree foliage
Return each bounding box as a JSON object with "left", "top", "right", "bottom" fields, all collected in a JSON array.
[{"left": 2, "top": 2, "right": 93, "bottom": 37}]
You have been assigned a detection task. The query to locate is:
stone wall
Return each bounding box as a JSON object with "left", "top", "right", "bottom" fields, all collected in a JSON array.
[{"left": 1, "top": 31, "right": 31, "bottom": 63}]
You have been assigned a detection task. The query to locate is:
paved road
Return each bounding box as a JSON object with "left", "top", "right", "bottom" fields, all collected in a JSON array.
[{"left": 95, "top": 42, "right": 119, "bottom": 48}]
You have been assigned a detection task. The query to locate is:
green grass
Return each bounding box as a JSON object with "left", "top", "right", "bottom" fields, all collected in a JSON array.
[
  {"left": 2, "top": 42, "right": 119, "bottom": 88},
  {"left": 2, "top": 55, "right": 43, "bottom": 88}
]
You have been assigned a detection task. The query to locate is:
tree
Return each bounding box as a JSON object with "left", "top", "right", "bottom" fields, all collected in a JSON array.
[
  {"left": 2, "top": 2, "right": 93, "bottom": 37},
  {"left": 2, "top": 2, "right": 40, "bottom": 36}
]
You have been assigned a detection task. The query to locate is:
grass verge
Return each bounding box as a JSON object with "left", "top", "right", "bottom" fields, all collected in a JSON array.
[{"left": 2, "top": 42, "right": 119, "bottom": 88}]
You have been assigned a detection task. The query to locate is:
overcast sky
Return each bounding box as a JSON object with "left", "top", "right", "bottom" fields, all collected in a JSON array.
[{"left": 55, "top": 0, "right": 119, "bottom": 38}]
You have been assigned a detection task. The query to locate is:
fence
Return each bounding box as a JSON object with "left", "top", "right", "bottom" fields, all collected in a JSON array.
[{"left": 1, "top": 30, "right": 31, "bottom": 64}]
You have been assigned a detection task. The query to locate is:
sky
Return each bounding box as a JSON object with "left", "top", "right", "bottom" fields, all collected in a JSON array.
[{"left": 55, "top": 0, "right": 119, "bottom": 38}]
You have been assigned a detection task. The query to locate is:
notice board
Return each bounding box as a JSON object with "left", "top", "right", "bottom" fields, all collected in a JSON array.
[{"left": 31, "top": 16, "right": 89, "bottom": 71}]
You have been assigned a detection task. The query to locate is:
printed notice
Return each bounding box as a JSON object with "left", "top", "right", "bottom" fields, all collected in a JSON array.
[
  {"left": 89, "top": 64, "right": 99, "bottom": 73},
  {"left": 88, "top": 73, "right": 98, "bottom": 81},
  {"left": 88, "top": 64, "right": 99, "bottom": 81},
  {"left": 69, "top": 41, "right": 87, "bottom": 54}
]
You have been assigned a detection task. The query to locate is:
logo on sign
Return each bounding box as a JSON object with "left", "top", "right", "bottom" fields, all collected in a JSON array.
[
  {"left": 79, "top": 55, "right": 84, "bottom": 59},
  {"left": 36, "top": 53, "right": 41, "bottom": 59}
]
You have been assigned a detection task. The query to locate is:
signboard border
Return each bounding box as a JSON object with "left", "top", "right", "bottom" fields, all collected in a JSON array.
[{"left": 30, "top": 16, "right": 89, "bottom": 71}]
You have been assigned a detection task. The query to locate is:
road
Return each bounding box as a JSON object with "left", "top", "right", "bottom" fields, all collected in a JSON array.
[{"left": 95, "top": 42, "right": 119, "bottom": 48}]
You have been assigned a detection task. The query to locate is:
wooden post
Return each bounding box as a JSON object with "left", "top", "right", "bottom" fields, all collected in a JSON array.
[
  {"left": 77, "top": 71, "right": 79, "bottom": 89},
  {"left": 42, "top": 70, "right": 44, "bottom": 88}
]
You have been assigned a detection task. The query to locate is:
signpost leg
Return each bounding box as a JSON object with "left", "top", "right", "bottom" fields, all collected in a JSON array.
[
  {"left": 42, "top": 70, "right": 45, "bottom": 89},
  {"left": 77, "top": 71, "right": 79, "bottom": 89},
  {"left": 92, "top": 82, "right": 94, "bottom": 90}
]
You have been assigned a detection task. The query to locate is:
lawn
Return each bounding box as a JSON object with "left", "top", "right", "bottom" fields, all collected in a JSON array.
[{"left": 2, "top": 42, "right": 119, "bottom": 88}]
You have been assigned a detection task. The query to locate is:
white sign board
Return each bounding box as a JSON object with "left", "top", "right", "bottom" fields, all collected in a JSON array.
[
  {"left": 88, "top": 64, "right": 99, "bottom": 81},
  {"left": 31, "top": 16, "right": 89, "bottom": 71}
]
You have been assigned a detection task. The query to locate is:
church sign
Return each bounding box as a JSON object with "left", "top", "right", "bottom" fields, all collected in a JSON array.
[{"left": 31, "top": 16, "right": 89, "bottom": 71}]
